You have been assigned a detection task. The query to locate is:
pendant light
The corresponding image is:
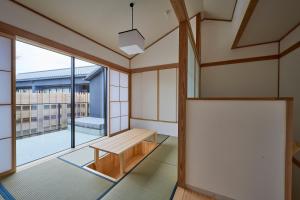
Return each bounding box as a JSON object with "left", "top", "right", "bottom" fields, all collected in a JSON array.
[{"left": 119, "top": 2, "right": 145, "bottom": 55}]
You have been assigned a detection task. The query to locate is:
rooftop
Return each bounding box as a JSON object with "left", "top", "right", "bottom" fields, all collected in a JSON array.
[{"left": 16, "top": 65, "right": 101, "bottom": 81}]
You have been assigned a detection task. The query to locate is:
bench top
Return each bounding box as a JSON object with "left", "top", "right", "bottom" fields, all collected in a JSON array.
[{"left": 90, "top": 128, "right": 156, "bottom": 154}]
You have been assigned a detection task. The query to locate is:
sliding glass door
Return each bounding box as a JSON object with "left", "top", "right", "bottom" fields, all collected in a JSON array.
[
  {"left": 16, "top": 40, "right": 72, "bottom": 165},
  {"left": 74, "top": 58, "right": 107, "bottom": 146},
  {"left": 15, "top": 41, "right": 107, "bottom": 166}
]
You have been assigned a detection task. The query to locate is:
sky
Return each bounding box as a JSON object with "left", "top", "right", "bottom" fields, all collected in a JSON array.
[{"left": 16, "top": 41, "right": 95, "bottom": 74}]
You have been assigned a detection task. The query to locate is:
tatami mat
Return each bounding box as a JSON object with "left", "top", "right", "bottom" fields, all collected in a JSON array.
[
  {"left": 60, "top": 146, "right": 106, "bottom": 167},
  {"left": 147, "top": 136, "right": 177, "bottom": 166},
  {"left": 101, "top": 137, "right": 178, "bottom": 200},
  {"left": 0, "top": 195, "right": 4, "bottom": 200},
  {"left": 145, "top": 134, "right": 169, "bottom": 144},
  {"left": 1, "top": 159, "right": 113, "bottom": 200},
  {"left": 60, "top": 134, "right": 169, "bottom": 168}
]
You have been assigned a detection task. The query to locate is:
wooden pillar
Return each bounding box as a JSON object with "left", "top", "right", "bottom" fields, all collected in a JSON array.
[{"left": 178, "top": 21, "right": 188, "bottom": 187}]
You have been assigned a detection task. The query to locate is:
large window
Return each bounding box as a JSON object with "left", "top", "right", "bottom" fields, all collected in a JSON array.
[{"left": 16, "top": 41, "right": 107, "bottom": 165}]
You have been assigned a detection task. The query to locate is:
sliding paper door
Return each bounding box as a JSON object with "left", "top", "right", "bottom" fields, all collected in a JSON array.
[
  {"left": 109, "top": 69, "right": 129, "bottom": 135},
  {"left": 0, "top": 33, "right": 15, "bottom": 176}
]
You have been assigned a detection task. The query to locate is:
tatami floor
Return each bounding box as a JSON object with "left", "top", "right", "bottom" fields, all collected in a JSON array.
[{"left": 0, "top": 135, "right": 178, "bottom": 200}]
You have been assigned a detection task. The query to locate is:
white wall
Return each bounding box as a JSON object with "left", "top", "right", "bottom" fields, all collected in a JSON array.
[
  {"left": 130, "top": 119, "right": 178, "bottom": 137},
  {"left": 201, "top": 60, "right": 278, "bottom": 97},
  {"left": 131, "top": 68, "right": 178, "bottom": 137},
  {"left": 279, "top": 24, "right": 300, "bottom": 200},
  {"left": 0, "top": 0, "right": 129, "bottom": 68},
  {"left": 186, "top": 100, "right": 287, "bottom": 200},
  {"left": 131, "top": 29, "right": 179, "bottom": 68}
]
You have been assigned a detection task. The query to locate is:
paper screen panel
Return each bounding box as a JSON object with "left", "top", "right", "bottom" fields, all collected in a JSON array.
[
  {"left": 120, "top": 87, "right": 128, "bottom": 101},
  {"left": 110, "top": 117, "right": 121, "bottom": 133},
  {"left": 120, "top": 73, "right": 128, "bottom": 87},
  {"left": 0, "top": 106, "right": 12, "bottom": 139},
  {"left": 0, "top": 138, "right": 12, "bottom": 173},
  {"left": 0, "top": 71, "right": 11, "bottom": 104},
  {"left": 110, "top": 86, "right": 119, "bottom": 101},
  {"left": 159, "top": 69, "right": 177, "bottom": 122},
  {"left": 0, "top": 36, "right": 11, "bottom": 71},
  {"left": 121, "top": 116, "right": 128, "bottom": 130},
  {"left": 110, "top": 102, "right": 120, "bottom": 118},
  {"left": 110, "top": 70, "right": 120, "bottom": 86}
]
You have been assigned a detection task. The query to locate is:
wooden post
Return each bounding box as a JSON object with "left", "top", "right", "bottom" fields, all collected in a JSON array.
[
  {"left": 119, "top": 153, "right": 125, "bottom": 175},
  {"left": 178, "top": 21, "right": 188, "bottom": 188}
]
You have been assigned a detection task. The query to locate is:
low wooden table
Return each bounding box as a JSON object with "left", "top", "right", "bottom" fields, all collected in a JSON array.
[{"left": 89, "top": 128, "right": 157, "bottom": 180}]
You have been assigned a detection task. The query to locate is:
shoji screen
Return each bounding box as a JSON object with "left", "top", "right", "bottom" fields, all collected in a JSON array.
[
  {"left": 109, "top": 69, "right": 129, "bottom": 135},
  {"left": 0, "top": 33, "right": 15, "bottom": 176}
]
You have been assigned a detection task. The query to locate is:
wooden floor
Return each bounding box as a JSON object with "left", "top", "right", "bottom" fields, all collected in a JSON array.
[{"left": 173, "top": 187, "right": 215, "bottom": 200}]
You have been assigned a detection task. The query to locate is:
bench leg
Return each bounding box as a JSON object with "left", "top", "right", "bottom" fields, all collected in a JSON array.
[
  {"left": 153, "top": 133, "right": 158, "bottom": 145},
  {"left": 119, "top": 153, "right": 125, "bottom": 175},
  {"left": 94, "top": 149, "right": 99, "bottom": 169}
]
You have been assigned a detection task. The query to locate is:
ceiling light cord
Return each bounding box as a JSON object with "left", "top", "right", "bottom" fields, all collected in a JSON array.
[{"left": 130, "top": 3, "right": 134, "bottom": 30}]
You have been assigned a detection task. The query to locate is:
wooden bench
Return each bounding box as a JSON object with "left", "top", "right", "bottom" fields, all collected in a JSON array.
[{"left": 88, "top": 128, "right": 157, "bottom": 180}]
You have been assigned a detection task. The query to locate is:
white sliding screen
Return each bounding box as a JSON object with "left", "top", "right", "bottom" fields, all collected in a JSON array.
[
  {"left": 109, "top": 69, "right": 129, "bottom": 135},
  {"left": 0, "top": 33, "right": 15, "bottom": 176}
]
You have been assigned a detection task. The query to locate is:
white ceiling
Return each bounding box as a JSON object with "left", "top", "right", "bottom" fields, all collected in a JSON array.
[
  {"left": 239, "top": 0, "right": 300, "bottom": 46},
  {"left": 15, "top": 0, "right": 236, "bottom": 57},
  {"left": 202, "top": 0, "right": 236, "bottom": 20}
]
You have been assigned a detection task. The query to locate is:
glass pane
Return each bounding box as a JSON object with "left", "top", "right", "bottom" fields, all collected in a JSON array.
[
  {"left": 74, "top": 58, "right": 106, "bottom": 146},
  {"left": 187, "top": 38, "right": 195, "bottom": 98},
  {"left": 16, "top": 41, "right": 71, "bottom": 166}
]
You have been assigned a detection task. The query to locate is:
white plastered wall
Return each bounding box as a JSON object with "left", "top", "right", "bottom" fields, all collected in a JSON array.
[
  {"left": 0, "top": 0, "right": 129, "bottom": 68},
  {"left": 279, "top": 24, "right": 300, "bottom": 200},
  {"left": 186, "top": 100, "right": 286, "bottom": 200}
]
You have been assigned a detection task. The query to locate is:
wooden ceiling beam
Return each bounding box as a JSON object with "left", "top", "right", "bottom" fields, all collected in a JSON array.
[
  {"left": 170, "top": 0, "right": 189, "bottom": 22},
  {"left": 232, "top": 0, "right": 258, "bottom": 49}
]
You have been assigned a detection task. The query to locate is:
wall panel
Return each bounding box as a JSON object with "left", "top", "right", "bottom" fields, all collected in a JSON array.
[
  {"left": 201, "top": 60, "right": 278, "bottom": 97},
  {"left": 159, "top": 68, "right": 177, "bottom": 122}
]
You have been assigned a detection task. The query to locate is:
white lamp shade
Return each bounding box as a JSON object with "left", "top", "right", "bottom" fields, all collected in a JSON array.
[{"left": 119, "top": 29, "right": 144, "bottom": 55}]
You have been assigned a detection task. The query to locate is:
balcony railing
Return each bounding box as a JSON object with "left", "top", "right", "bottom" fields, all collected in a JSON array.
[{"left": 16, "top": 102, "right": 89, "bottom": 139}]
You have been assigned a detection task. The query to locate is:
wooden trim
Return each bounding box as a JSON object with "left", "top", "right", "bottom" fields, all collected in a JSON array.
[
  {"left": 157, "top": 70, "right": 160, "bottom": 120},
  {"left": 230, "top": 0, "right": 238, "bottom": 21},
  {"left": 232, "top": 0, "right": 258, "bottom": 49},
  {"left": 0, "top": 21, "right": 130, "bottom": 73},
  {"left": 196, "top": 13, "right": 201, "bottom": 98},
  {"left": 233, "top": 41, "right": 278, "bottom": 49},
  {"left": 285, "top": 99, "right": 293, "bottom": 200},
  {"left": 11, "top": 35, "right": 16, "bottom": 173},
  {"left": 277, "top": 42, "right": 280, "bottom": 98},
  {"left": 293, "top": 156, "right": 300, "bottom": 168},
  {"left": 202, "top": 18, "right": 232, "bottom": 22},
  {"left": 187, "top": 97, "right": 293, "bottom": 101},
  {"left": 128, "top": 73, "right": 132, "bottom": 129},
  {"left": 170, "top": 0, "right": 189, "bottom": 23},
  {"left": 279, "top": 41, "right": 300, "bottom": 58},
  {"left": 9, "top": 0, "right": 129, "bottom": 60},
  {"left": 280, "top": 22, "right": 300, "bottom": 41},
  {"left": 131, "top": 63, "right": 178, "bottom": 73},
  {"left": 196, "top": 14, "right": 201, "bottom": 57},
  {"left": 178, "top": 21, "right": 188, "bottom": 188},
  {"left": 130, "top": 117, "right": 177, "bottom": 124},
  {"left": 201, "top": 55, "right": 278, "bottom": 67}
]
